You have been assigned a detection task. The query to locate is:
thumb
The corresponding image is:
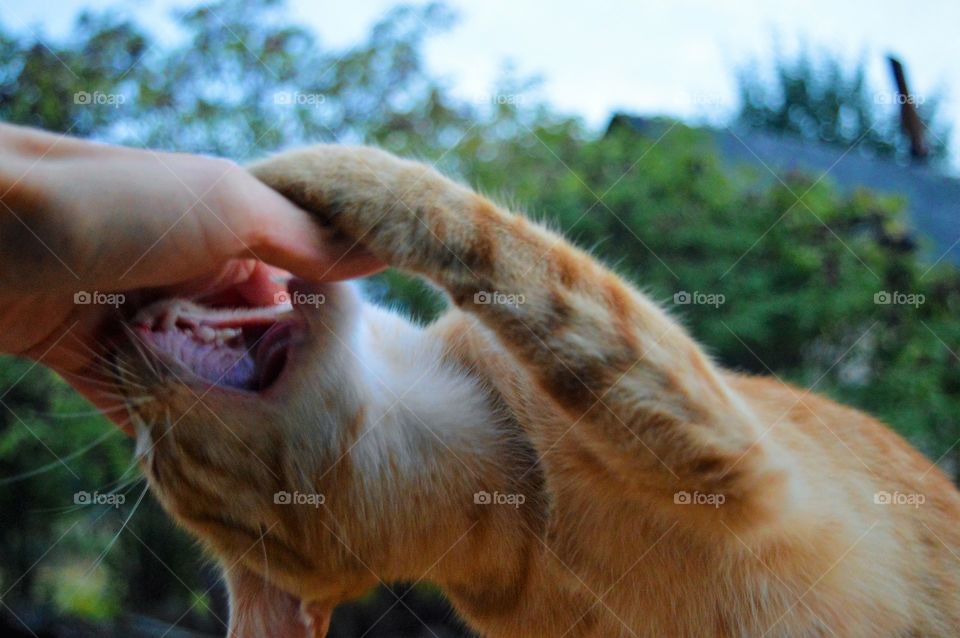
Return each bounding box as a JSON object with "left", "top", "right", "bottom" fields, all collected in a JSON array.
[{"left": 241, "top": 180, "right": 385, "bottom": 283}]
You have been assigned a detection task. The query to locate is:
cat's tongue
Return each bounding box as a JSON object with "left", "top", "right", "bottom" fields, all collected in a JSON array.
[
  {"left": 136, "top": 327, "right": 257, "bottom": 388},
  {"left": 133, "top": 301, "right": 295, "bottom": 392}
]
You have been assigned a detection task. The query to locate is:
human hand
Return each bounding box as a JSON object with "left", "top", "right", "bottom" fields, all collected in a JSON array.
[{"left": 0, "top": 124, "right": 384, "bottom": 430}]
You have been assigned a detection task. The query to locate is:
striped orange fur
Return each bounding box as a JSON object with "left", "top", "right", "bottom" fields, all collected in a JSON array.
[{"left": 119, "top": 145, "right": 960, "bottom": 637}]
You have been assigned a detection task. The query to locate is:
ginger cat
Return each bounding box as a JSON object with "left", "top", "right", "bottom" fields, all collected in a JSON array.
[{"left": 116, "top": 145, "right": 960, "bottom": 637}]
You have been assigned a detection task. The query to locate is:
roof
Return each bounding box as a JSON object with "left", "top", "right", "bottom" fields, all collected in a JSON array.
[{"left": 608, "top": 114, "right": 960, "bottom": 264}]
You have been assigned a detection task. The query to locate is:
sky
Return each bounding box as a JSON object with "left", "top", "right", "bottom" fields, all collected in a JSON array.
[{"left": 5, "top": 0, "right": 958, "bottom": 167}]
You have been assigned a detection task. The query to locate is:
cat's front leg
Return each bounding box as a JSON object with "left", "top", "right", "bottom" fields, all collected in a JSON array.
[
  {"left": 249, "top": 145, "right": 795, "bottom": 536},
  {"left": 249, "top": 145, "right": 486, "bottom": 276}
]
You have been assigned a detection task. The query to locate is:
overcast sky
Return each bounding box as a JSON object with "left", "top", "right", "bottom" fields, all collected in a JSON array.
[{"left": 6, "top": 0, "right": 958, "bottom": 168}]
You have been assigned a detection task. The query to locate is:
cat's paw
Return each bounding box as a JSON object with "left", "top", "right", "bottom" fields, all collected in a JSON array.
[{"left": 248, "top": 145, "right": 475, "bottom": 272}]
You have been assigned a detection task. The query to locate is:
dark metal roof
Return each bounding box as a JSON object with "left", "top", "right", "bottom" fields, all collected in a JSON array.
[{"left": 609, "top": 114, "right": 960, "bottom": 264}]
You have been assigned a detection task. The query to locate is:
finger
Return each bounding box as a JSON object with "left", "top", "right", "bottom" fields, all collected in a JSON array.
[
  {"left": 151, "top": 259, "right": 260, "bottom": 301},
  {"left": 231, "top": 263, "right": 290, "bottom": 305},
  {"left": 152, "top": 261, "right": 293, "bottom": 308},
  {"left": 252, "top": 234, "right": 386, "bottom": 283},
  {"left": 191, "top": 262, "right": 290, "bottom": 307},
  {"left": 243, "top": 187, "right": 386, "bottom": 283}
]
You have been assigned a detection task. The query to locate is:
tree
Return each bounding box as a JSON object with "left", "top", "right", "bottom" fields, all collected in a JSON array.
[{"left": 736, "top": 47, "right": 951, "bottom": 164}]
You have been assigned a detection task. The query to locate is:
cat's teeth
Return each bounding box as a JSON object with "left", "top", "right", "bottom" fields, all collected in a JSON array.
[
  {"left": 160, "top": 303, "right": 198, "bottom": 332},
  {"left": 196, "top": 325, "right": 218, "bottom": 342},
  {"left": 194, "top": 325, "right": 241, "bottom": 345},
  {"left": 160, "top": 309, "right": 180, "bottom": 332}
]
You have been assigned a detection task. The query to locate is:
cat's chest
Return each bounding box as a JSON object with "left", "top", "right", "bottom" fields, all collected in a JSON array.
[{"left": 533, "top": 486, "right": 730, "bottom": 633}]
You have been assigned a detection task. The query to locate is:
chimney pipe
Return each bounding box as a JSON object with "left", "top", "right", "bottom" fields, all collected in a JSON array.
[{"left": 887, "top": 56, "right": 928, "bottom": 160}]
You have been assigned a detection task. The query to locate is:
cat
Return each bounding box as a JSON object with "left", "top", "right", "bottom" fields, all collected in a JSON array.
[{"left": 115, "top": 144, "right": 960, "bottom": 637}]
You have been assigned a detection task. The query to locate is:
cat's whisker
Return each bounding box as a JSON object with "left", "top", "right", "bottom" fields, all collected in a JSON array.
[
  {"left": 96, "top": 358, "right": 145, "bottom": 388},
  {"left": 57, "top": 384, "right": 153, "bottom": 409},
  {"left": 30, "top": 475, "right": 147, "bottom": 515},
  {"left": 97, "top": 432, "right": 156, "bottom": 494},
  {"left": 63, "top": 333, "right": 139, "bottom": 379},
  {"left": 104, "top": 473, "right": 145, "bottom": 496},
  {"left": 0, "top": 427, "right": 119, "bottom": 486},
  {"left": 59, "top": 373, "right": 152, "bottom": 401},
  {"left": 85, "top": 481, "right": 150, "bottom": 577},
  {"left": 121, "top": 324, "right": 161, "bottom": 380},
  {"left": 101, "top": 466, "right": 146, "bottom": 497},
  {"left": 259, "top": 523, "right": 270, "bottom": 583},
  {"left": 32, "top": 404, "right": 133, "bottom": 419},
  {"left": 58, "top": 368, "right": 144, "bottom": 391},
  {"left": 118, "top": 475, "right": 148, "bottom": 497},
  {"left": 65, "top": 330, "right": 123, "bottom": 360},
  {"left": 102, "top": 364, "right": 145, "bottom": 385},
  {"left": 100, "top": 357, "right": 142, "bottom": 384},
  {"left": 30, "top": 485, "right": 149, "bottom": 521}
]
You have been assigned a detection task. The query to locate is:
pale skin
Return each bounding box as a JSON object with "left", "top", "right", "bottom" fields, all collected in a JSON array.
[{"left": 0, "top": 123, "right": 383, "bottom": 428}]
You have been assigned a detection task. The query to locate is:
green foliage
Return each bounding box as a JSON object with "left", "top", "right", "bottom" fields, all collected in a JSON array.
[
  {"left": 736, "top": 46, "right": 951, "bottom": 163},
  {"left": 44, "top": 563, "right": 122, "bottom": 620},
  {"left": 385, "top": 102, "right": 960, "bottom": 469},
  {"left": 455, "top": 118, "right": 960, "bottom": 465}
]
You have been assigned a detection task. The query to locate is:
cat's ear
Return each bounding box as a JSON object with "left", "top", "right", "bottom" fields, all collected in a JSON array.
[{"left": 225, "top": 566, "right": 332, "bottom": 637}]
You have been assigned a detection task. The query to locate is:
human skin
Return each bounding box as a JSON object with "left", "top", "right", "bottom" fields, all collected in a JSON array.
[{"left": 0, "top": 123, "right": 383, "bottom": 429}]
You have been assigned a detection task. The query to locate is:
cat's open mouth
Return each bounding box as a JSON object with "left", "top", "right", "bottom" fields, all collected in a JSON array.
[{"left": 130, "top": 295, "right": 299, "bottom": 393}]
